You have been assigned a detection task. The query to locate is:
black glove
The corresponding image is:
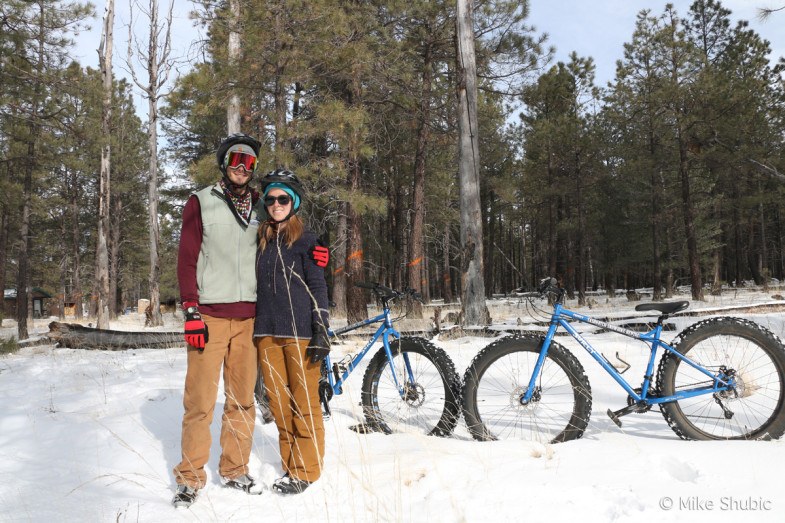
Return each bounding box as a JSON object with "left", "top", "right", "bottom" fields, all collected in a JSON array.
[{"left": 306, "top": 323, "right": 331, "bottom": 363}]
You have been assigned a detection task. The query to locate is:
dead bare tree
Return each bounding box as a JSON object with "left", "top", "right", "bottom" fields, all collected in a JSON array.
[
  {"left": 227, "top": 0, "right": 241, "bottom": 133},
  {"left": 456, "top": 0, "right": 489, "bottom": 326},
  {"left": 127, "top": 0, "right": 177, "bottom": 327},
  {"left": 95, "top": 0, "right": 115, "bottom": 329}
]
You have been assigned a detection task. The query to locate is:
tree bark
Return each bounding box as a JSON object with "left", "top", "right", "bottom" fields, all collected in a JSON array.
[
  {"left": 576, "top": 163, "right": 586, "bottom": 306},
  {"left": 346, "top": 158, "right": 366, "bottom": 323},
  {"left": 95, "top": 0, "right": 114, "bottom": 328},
  {"left": 407, "top": 40, "right": 434, "bottom": 318},
  {"left": 677, "top": 128, "right": 703, "bottom": 300},
  {"left": 455, "top": 0, "right": 489, "bottom": 326},
  {"left": 110, "top": 196, "right": 122, "bottom": 315},
  {"left": 0, "top": 204, "right": 8, "bottom": 321},
  {"left": 17, "top": 151, "right": 32, "bottom": 340},
  {"left": 70, "top": 167, "right": 83, "bottom": 319},
  {"left": 442, "top": 224, "right": 453, "bottom": 303},
  {"left": 16, "top": 1, "right": 48, "bottom": 339},
  {"left": 146, "top": 0, "right": 162, "bottom": 326},
  {"left": 227, "top": 0, "right": 241, "bottom": 134},
  {"left": 331, "top": 203, "right": 348, "bottom": 318}
]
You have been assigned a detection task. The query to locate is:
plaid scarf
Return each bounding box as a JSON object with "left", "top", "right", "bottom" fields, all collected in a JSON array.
[{"left": 220, "top": 179, "right": 253, "bottom": 223}]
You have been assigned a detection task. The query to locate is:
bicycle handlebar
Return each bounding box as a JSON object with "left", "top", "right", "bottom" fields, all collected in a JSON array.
[
  {"left": 354, "top": 281, "right": 422, "bottom": 302},
  {"left": 538, "top": 276, "right": 565, "bottom": 303}
]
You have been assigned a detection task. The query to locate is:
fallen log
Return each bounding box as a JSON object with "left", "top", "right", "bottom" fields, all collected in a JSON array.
[{"left": 47, "top": 321, "right": 183, "bottom": 350}]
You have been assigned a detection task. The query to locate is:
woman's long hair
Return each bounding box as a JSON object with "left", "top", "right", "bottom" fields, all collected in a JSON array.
[{"left": 258, "top": 215, "right": 304, "bottom": 251}]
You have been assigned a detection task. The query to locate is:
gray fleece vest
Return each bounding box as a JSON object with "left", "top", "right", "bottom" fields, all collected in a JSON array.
[{"left": 195, "top": 184, "right": 260, "bottom": 304}]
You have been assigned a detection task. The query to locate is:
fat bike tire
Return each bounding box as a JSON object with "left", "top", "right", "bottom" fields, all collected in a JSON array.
[
  {"left": 360, "top": 337, "right": 461, "bottom": 436},
  {"left": 657, "top": 317, "right": 785, "bottom": 440},
  {"left": 462, "top": 334, "right": 592, "bottom": 443}
]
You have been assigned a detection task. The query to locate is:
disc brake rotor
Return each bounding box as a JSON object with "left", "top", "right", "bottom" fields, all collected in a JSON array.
[{"left": 403, "top": 382, "right": 426, "bottom": 408}]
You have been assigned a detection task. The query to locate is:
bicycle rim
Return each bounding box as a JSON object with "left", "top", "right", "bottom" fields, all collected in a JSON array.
[
  {"left": 473, "top": 348, "right": 582, "bottom": 443},
  {"left": 668, "top": 333, "right": 783, "bottom": 438},
  {"left": 370, "top": 350, "right": 451, "bottom": 434}
]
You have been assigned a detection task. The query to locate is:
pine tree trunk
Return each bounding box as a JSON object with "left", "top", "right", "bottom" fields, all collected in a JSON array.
[
  {"left": 16, "top": 151, "right": 32, "bottom": 340},
  {"left": 331, "top": 203, "right": 347, "bottom": 318},
  {"left": 384, "top": 181, "right": 397, "bottom": 289},
  {"left": 576, "top": 169, "right": 586, "bottom": 306},
  {"left": 442, "top": 224, "right": 453, "bottom": 303},
  {"left": 664, "top": 226, "right": 675, "bottom": 298},
  {"left": 676, "top": 129, "right": 703, "bottom": 301},
  {"left": 16, "top": 2, "right": 48, "bottom": 339},
  {"left": 747, "top": 218, "right": 763, "bottom": 285},
  {"left": 71, "top": 168, "right": 83, "bottom": 319},
  {"left": 346, "top": 159, "right": 366, "bottom": 323},
  {"left": 407, "top": 41, "right": 433, "bottom": 318},
  {"left": 58, "top": 207, "right": 67, "bottom": 319},
  {"left": 110, "top": 197, "right": 122, "bottom": 316},
  {"left": 650, "top": 165, "right": 663, "bottom": 301},
  {"left": 0, "top": 204, "right": 7, "bottom": 321},
  {"left": 394, "top": 183, "right": 406, "bottom": 291},
  {"left": 485, "top": 193, "right": 495, "bottom": 296}
]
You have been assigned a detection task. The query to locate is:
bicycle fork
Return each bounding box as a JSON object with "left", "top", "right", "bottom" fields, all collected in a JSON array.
[{"left": 381, "top": 331, "right": 418, "bottom": 401}]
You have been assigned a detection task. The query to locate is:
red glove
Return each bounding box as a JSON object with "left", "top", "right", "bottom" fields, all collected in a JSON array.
[
  {"left": 183, "top": 302, "right": 208, "bottom": 350},
  {"left": 309, "top": 239, "right": 329, "bottom": 268}
]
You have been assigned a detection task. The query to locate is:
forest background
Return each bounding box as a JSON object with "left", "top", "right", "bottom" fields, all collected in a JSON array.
[{"left": 2, "top": 0, "right": 785, "bottom": 338}]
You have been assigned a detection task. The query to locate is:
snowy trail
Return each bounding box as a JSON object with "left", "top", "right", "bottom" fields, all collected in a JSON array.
[{"left": 1, "top": 294, "right": 784, "bottom": 522}]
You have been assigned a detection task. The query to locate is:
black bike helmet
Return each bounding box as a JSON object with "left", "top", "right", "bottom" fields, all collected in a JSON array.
[
  {"left": 215, "top": 134, "right": 262, "bottom": 191},
  {"left": 260, "top": 169, "right": 305, "bottom": 222}
]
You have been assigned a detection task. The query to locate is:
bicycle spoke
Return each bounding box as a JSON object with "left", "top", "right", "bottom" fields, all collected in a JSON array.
[
  {"left": 660, "top": 319, "right": 785, "bottom": 440},
  {"left": 468, "top": 342, "right": 589, "bottom": 443}
]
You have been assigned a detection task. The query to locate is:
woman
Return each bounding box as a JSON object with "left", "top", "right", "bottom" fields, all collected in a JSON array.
[{"left": 254, "top": 169, "right": 330, "bottom": 495}]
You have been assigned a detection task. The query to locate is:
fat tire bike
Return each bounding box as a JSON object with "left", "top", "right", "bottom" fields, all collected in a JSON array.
[
  {"left": 462, "top": 277, "right": 785, "bottom": 443},
  {"left": 256, "top": 282, "right": 461, "bottom": 436}
]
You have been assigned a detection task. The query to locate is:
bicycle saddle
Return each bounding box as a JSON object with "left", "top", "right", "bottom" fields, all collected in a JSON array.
[{"left": 634, "top": 301, "right": 690, "bottom": 315}]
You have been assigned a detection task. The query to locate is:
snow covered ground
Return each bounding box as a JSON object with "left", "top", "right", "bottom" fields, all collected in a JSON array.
[{"left": 1, "top": 290, "right": 784, "bottom": 522}]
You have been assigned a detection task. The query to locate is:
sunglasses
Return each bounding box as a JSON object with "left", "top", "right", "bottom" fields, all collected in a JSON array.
[
  {"left": 264, "top": 195, "right": 292, "bottom": 206},
  {"left": 226, "top": 151, "right": 257, "bottom": 171}
]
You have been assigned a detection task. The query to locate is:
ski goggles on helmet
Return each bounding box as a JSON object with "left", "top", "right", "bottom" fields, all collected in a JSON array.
[{"left": 225, "top": 151, "right": 258, "bottom": 171}]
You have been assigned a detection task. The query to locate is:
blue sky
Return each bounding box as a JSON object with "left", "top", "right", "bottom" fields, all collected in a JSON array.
[
  {"left": 72, "top": 1, "right": 785, "bottom": 105},
  {"left": 527, "top": 0, "right": 785, "bottom": 86}
]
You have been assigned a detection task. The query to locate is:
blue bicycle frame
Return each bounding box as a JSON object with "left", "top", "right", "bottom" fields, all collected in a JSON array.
[
  {"left": 522, "top": 302, "right": 737, "bottom": 406},
  {"left": 324, "top": 306, "right": 415, "bottom": 399}
]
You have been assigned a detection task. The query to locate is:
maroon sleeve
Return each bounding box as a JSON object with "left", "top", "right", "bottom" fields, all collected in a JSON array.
[{"left": 177, "top": 195, "right": 203, "bottom": 304}]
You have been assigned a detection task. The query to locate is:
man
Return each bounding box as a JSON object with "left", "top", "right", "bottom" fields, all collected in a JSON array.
[{"left": 171, "top": 134, "right": 329, "bottom": 508}]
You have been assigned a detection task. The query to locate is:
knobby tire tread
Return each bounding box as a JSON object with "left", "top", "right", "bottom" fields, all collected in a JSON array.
[
  {"left": 462, "top": 334, "right": 592, "bottom": 443},
  {"left": 657, "top": 317, "right": 785, "bottom": 440},
  {"left": 360, "top": 337, "right": 461, "bottom": 437}
]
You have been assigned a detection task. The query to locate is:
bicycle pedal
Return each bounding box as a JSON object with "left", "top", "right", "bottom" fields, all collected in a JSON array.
[{"left": 607, "top": 408, "right": 623, "bottom": 428}]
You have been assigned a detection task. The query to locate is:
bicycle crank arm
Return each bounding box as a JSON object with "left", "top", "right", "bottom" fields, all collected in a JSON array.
[{"left": 607, "top": 402, "right": 651, "bottom": 428}]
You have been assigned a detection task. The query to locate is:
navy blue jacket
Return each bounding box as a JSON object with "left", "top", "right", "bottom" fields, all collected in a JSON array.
[{"left": 253, "top": 230, "right": 329, "bottom": 339}]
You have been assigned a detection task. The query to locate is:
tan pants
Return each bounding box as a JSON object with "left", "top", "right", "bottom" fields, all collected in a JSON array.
[
  {"left": 173, "top": 315, "right": 257, "bottom": 488},
  {"left": 256, "top": 336, "right": 325, "bottom": 483}
]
